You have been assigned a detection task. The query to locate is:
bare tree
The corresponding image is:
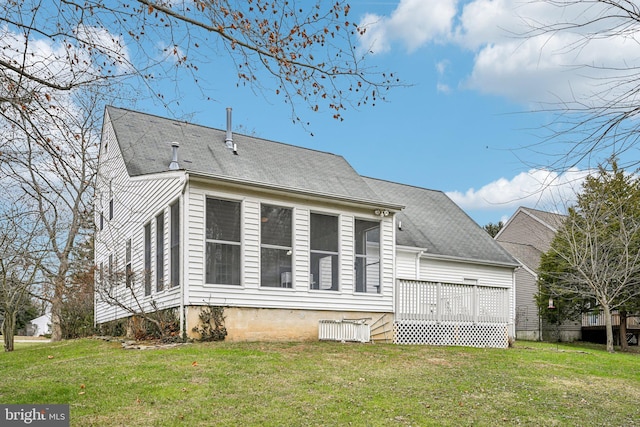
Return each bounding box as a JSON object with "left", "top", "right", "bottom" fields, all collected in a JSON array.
[
  {"left": 538, "top": 160, "right": 640, "bottom": 352},
  {"left": 526, "top": 1, "right": 640, "bottom": 170},
  {"left": 0, "top": 93, "right": 99, "bottom": 342},
  {"left": 1, "top": 0, "right": 397, "bottom": 123},
  {"left": 0, "top": 208, "right": 44, "bottom": 352},
  {"left": 96, "top": 268, "right": 178, "bottom": 340},
  {"left": 0, "top": 1, "right": 399, "bottom": 342}
]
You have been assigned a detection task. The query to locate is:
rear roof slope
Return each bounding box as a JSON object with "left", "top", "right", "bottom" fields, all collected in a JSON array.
[
  {"left": 363, "top": 177, "right": 518, "bottom": 266},
  {"left": 105, "top": 106, "right": 387, "bottom": 205}
]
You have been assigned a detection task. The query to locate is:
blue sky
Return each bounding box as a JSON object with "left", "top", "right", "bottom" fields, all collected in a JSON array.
[
  {"left": 13, "top": 0, "right": 631, "bottom": 226},
  {"left": 122, "top": 0, "right": 637, "bottom": 227}
]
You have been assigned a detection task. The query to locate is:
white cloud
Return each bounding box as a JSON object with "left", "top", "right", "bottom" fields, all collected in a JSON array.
[
  {"left": 446, "top": 167, "right": 591, "bottom": 213},
  {"left": 74, "top": 25, "right": 132, "bottom": 73},
  {"left": 0, "top": 23, "right": 133, "bottom": 89},
  {"left": 358, "top": 0, "right": 457, "bottom": 54},
  {"left": 435, "top": 60, "right": 451, "bottom": 94},
  {"left": 359, "top": 0, "right": 640, "bottom": 106}
]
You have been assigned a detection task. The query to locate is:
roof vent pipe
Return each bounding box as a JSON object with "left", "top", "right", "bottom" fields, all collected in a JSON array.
[
  {"left": 169, "top": 142, "right": 180, "bottom": 170},
  {"left": 225, "top": 107, "right": 233, "bottom": 149}
]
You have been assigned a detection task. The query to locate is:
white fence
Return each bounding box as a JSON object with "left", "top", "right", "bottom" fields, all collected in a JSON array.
[
  {"left": 318, "top": 319, "right": 371, "bottom": 343},
  {"left": 394, "top": 280, "right": 510, "bottom": 348}
]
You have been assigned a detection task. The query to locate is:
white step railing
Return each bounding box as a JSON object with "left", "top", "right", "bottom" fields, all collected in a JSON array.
[{"left": 318, "top": 319, "right": 371, "bottom": 343}]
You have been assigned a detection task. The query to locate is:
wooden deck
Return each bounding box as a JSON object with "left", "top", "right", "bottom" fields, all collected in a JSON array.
[{"left": 581, "top": 312, "right": 640, "bottom": 345}]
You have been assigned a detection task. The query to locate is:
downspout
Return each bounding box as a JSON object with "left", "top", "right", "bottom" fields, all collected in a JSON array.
[
  {"left": 179, "top": 172, "right": 189, "bottom": 339},
  {"left": 415, "top": 250, "right": 424, "bottom": 280}
]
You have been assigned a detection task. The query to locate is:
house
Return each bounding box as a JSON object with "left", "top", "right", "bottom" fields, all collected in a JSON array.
[
  {"left": 94, "top": 106, "right": 519, "bottom": 347},
  {"left": 495, "top": 207, "right": 581, "bottom": 341},
  {"left": 27, "top": 312, "right": 51, "bottom": 336}
]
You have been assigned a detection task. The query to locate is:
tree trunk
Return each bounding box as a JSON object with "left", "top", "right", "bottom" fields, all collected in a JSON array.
[
  {"left": 50, "top": 291, "right": 62, "bottom": 342},
  {"left": 619, "top": 310, "right": 629, "bottom": 352},
  {"left": 49, "top": 274, "right": 66, "bottom": 342},
  {"left": 2, "top": 310, "right": 16, "bottom": 352},
  {"left": 603, "top": 305, "right": 615, "bottom": 353}
]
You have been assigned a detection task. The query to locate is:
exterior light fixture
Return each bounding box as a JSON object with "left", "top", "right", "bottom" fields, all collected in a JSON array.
[{"left": 548, "top": 298, "right": 555, "bottom": 310}]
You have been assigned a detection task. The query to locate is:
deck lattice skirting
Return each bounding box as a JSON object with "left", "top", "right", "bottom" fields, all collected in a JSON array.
[{"left": 394, "top": 279, "right": 510, "bottom": 348}]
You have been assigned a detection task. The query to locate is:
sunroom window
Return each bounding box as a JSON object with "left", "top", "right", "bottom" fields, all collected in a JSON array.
[
  {"left": 156, "top": 213, "right": 165, "bottom": 292},
  {"left": 355, "top": 219, "right": 381, "bottom": 293},
  {"left": 205, "top": 198, "right": 241, "bottom": 285},
  {"left": 144, "top": 222, "right": 151, "bottom": 295},
  {"left": 125, "top": 238, "right": 133, "bottom": 288},
  {"left": 310, "top": 213, "right": 339, "bottom": 291},
  {"left": 260, "top": 204, "right": 292, "bottom": 288},
  {"left": 170, "top": 200, "right": 180, "bottom": 288}
]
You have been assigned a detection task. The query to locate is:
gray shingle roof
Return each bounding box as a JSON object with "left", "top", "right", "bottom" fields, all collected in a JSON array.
[
  {"left": 104, "top": 106, "right": 518, "bottom": 267},
  {"left": 363, "top": 177, "right": 519, "bottom": 266},
  {"left": 496, "top": 241, "right": 542, "bottom": 272},
  {"left": 519, "top": 207, "right": 565, "bottom": 231},
  {"left": 105, "top": 106, "right": 390, "bottom": 206}
]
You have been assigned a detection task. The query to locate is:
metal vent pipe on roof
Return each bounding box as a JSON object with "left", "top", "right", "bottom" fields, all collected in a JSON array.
[
  {"left": 169, "top": 142, "right": 180, "bottom": 170},
  {"left": 225, "top": 107, "right": 233, "bottom": 149}
]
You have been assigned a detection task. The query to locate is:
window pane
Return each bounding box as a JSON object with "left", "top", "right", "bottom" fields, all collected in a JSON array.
[
  {"left": 355, "top": 220, "right": 379, "bottom": 254},
  {"left": 170, "top": 201, "right": 180, "bottom": 287},
  {"left": 206, "top": 198, "right": 241, "bottom": 241},
  {"left": 261, "top": 205, "right": 292, "bottom": 247},
  {"left": 156, "top": 213, "right": 164, "bottom": 292},
  {"left": 144, "top": 223, "right": 151, "bottom": 295},
  {"left": 355, "top": 256, "right": 381, "bottom": 293},
  {"left": 206, "top": 242, "right": 241, "bottom": 285},
  {"left": 355, "top": 219, "right": 381, "bottom": 293},
  {"left": 310, "top": 213, "right": 338, "bottom": 252},
  {"left": 125, "top": 239, "right": 131, "bottom": 263},
  {"left": 310, "top": 253, "right": 338, "bottom": 290},
  {"left": 261, "top": 247, "right": 292, "bottom": 288},
  {"left": 126, "top": 238, "right": 133, "bottom": 288}
]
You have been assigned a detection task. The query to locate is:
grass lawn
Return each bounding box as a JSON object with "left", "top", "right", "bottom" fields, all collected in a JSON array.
[{"left": 1, "top": 339, "right": 639, "bottom": 426}]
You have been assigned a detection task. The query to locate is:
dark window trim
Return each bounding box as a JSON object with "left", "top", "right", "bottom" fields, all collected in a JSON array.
[
  {"left": 170, "top": 199, "right": 180, "bottom": 288},
  {"left": 156, "top": 212, "right": 165, "bottom": 292},
  {"left": 144, "top": 222, "right": 152, "bottom": 296}
]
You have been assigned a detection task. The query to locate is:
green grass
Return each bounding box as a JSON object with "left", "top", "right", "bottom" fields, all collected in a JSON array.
[{"left": 1, "top": 339, "right": 639, "bottom": 426}]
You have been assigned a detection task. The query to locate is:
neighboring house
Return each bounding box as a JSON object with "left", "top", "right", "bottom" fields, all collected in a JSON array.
[
  {"left": 27, "top": 312, "right": 51, "bottom": 336},
  {"left": 495, "top": 207, "right": 581, "bottom": 341},
  {"left": 94, "top": 106, "right": 519, "bottom": 347}
]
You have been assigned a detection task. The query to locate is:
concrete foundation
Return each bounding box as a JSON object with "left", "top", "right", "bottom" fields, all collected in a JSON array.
[
  {"left": 516, "top": 330, "right": 541, "bottom": 341},
  {"left": 186, "top": 306, "right": 391, "bottom": 342}
]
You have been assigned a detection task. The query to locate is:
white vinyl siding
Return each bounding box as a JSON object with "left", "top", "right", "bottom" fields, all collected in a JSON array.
[
  {"left": 185, "top": 181, "right": 395, "bottom": 313},
  {"left": 294, "top": 207, "right": 310, "bottom": 289},
  {"left": 341, "top": 215, "right": 354, "bottom": 293},
  {"left": 244, "top": 200, "right": 260, "bottom": 288},
  {"left": 94, "top": 115, "right": 184, "bottom": 325},
  {"left": 419, "top": 258, "right": 513, "bottom": 289}
]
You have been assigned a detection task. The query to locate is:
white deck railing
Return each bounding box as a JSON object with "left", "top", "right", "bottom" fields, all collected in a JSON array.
[
  {"left": 395, "top": 279, "right": 509, "bottom": 324},
  {"left": 394, "top": 279, "right": 510, "bottom": 348}
]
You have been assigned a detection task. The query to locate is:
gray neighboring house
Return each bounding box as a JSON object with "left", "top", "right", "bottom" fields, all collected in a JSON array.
[
  {"left": 495, "top": 207, "right": 581, "bottom": 341},
  {"left": 95, "top": 106, "right": 518, "bottom": 347}
]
